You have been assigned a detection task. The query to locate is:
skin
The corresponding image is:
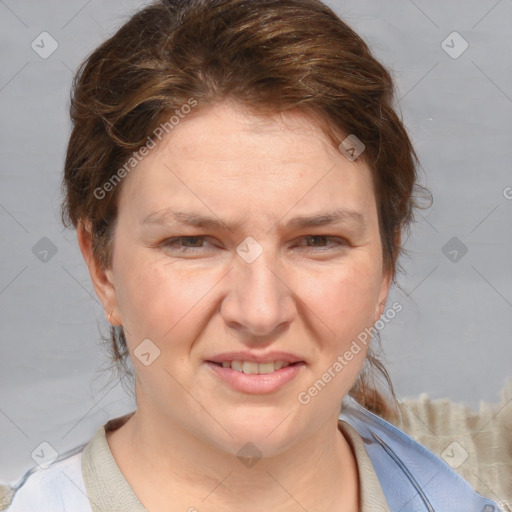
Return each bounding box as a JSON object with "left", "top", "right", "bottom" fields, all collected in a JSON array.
[{"left": 78, "top": 100, "right": 392, "bottom": 512}]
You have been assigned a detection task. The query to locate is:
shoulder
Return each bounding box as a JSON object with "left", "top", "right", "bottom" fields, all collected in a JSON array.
[
  {"left": 339, "top": 395, "right": 506, "bottom": 512},
  {"left": 3, "top": 446, "right": 93, "bottom": 512},
  {"left": 393, "top": 386, "right": 512, "bottom": 512}
]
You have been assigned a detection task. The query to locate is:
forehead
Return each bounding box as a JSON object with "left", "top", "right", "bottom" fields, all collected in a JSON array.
[
  {"left": 150, "top": 101, "right": 347, "bottom": 163},
  {"left": 117, "top": 101, "right": 376, "bottom": 224}
]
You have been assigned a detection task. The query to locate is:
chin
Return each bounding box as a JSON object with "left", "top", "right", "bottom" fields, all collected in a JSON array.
[{"left": 205, "top": 411, "right": 302, "bottom": 458}]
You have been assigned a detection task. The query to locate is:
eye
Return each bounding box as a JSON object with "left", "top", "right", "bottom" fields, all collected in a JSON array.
[
  {"left": 160, "top": 236, "right": 212, "bottom": 252},
  {"left": 296, "top": 235, "right": 348, "bottom": 251},
  {"left": 159, "top": 235, "right": 348, "bottom": 255}
]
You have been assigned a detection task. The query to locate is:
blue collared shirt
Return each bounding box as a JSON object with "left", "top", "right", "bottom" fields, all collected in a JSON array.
[{"left": 339, "top": 395, "right": 505, "bottom": 511}]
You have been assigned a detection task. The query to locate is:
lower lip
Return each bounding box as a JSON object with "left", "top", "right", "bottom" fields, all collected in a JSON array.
[{"left": 205, "top": 362, "right": 305, "bottom": 394}]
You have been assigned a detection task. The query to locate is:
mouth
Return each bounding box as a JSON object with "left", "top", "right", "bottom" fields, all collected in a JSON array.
[
  {"left": 206, "top": 360, "right": 305, "bottom": 374},
  {"left": 205, "top": 360, "right": 306, "bottom": 394}
]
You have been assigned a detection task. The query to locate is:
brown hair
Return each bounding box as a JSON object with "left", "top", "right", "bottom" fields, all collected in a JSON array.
[{"left": 61, "top": 0, "right": 431, "bottom": 420}]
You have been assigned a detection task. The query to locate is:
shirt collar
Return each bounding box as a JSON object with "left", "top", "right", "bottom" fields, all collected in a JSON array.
[{"left": 82, "top": 411, "right": 390, "bottom": 512}]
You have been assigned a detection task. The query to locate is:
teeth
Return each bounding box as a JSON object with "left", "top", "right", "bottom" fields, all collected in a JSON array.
[
  {"left": 231, "top": 360, "right": 243, "bottom": 372},
  {"left": 217, "top": 360, "right": 292, "bottom": 374},
  {"left": 242, "top": 361, "right": 259, "bottom": 374},
  {"left": 258, "top": 362, "right": 275, "bottom": 374}
]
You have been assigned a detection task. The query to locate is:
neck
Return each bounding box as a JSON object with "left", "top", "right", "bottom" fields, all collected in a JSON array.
[{"left": 108, "top": 404, "right": 359, "bottom": 512}]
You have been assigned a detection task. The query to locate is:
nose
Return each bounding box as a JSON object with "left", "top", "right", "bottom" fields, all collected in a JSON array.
[{"left": 220, "top": 247, "right": 295, "bottom": 339}]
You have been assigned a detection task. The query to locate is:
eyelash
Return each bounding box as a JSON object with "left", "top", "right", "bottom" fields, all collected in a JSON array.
[{"left": 160, "top": 235, "right": 348, "bottom": 253}]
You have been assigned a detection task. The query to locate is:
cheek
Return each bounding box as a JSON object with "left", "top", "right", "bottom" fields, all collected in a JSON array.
[
  {"left": 114, "top": 250, "right": 218, "bottom": 344},
  {"left": 298, "top": 260, "right": 381, "bottom": 347},
  {"left": 114, "top": 242, "right": 382, "bottom": 357}
]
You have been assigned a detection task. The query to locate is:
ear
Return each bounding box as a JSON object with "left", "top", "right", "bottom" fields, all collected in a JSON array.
[
  {"left": 374, "top": 230, "right": 400, "bottom": 323},
  {"left": 76, "top": 220, "right": 121, "bottom": 326},
  {"left": 374, "top": 270, "right": 393, "bottom": 323}
]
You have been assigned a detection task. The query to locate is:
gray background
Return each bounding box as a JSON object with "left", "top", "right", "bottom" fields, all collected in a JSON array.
[{"left": 1, "top": 0, "right": 511, "bottom": 486}]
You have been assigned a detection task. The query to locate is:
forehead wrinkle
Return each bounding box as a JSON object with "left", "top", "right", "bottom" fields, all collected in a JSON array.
[{"left": 141, "top": 207, "right": 367, "bottom": 235}]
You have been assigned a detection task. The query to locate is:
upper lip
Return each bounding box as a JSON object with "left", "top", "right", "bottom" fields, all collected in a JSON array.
[{"left": 206, "top": 351, "right": 305, "bottom": 364}]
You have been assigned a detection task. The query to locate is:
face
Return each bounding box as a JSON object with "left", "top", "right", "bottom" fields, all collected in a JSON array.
[{"left": 85, "top": 100, "right": 392, "bottom": 457}]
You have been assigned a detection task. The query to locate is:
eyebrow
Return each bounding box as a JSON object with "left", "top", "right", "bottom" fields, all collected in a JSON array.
[{"left": 141, "top": 207, "right": 367, "bottom": 232}]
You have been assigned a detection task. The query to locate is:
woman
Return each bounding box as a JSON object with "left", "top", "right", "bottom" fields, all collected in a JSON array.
[{"left": 4, "top": 0, "right": 504, "bottom": 510}]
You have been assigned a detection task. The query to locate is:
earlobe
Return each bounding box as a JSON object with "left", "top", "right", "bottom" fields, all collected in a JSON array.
[
  {"left": 374, "top": 272, "right": 392, "bottom": 322},
  {"left": 76, "top": 220, "right": 120, "bottom": 324},
  {"left": 374, "top": 299, "right": 386, "bottom": 322},
  {"left": 106, "top": 309, "right": 121, "bottom": 326}
]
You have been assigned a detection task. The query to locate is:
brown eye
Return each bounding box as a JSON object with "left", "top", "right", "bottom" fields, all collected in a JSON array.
[
  {"left": 298, "top": 235, "right": 348, "bottom": 250},
  {"left": 161, "top": 236, "right": 210, "bottom": 251}
]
